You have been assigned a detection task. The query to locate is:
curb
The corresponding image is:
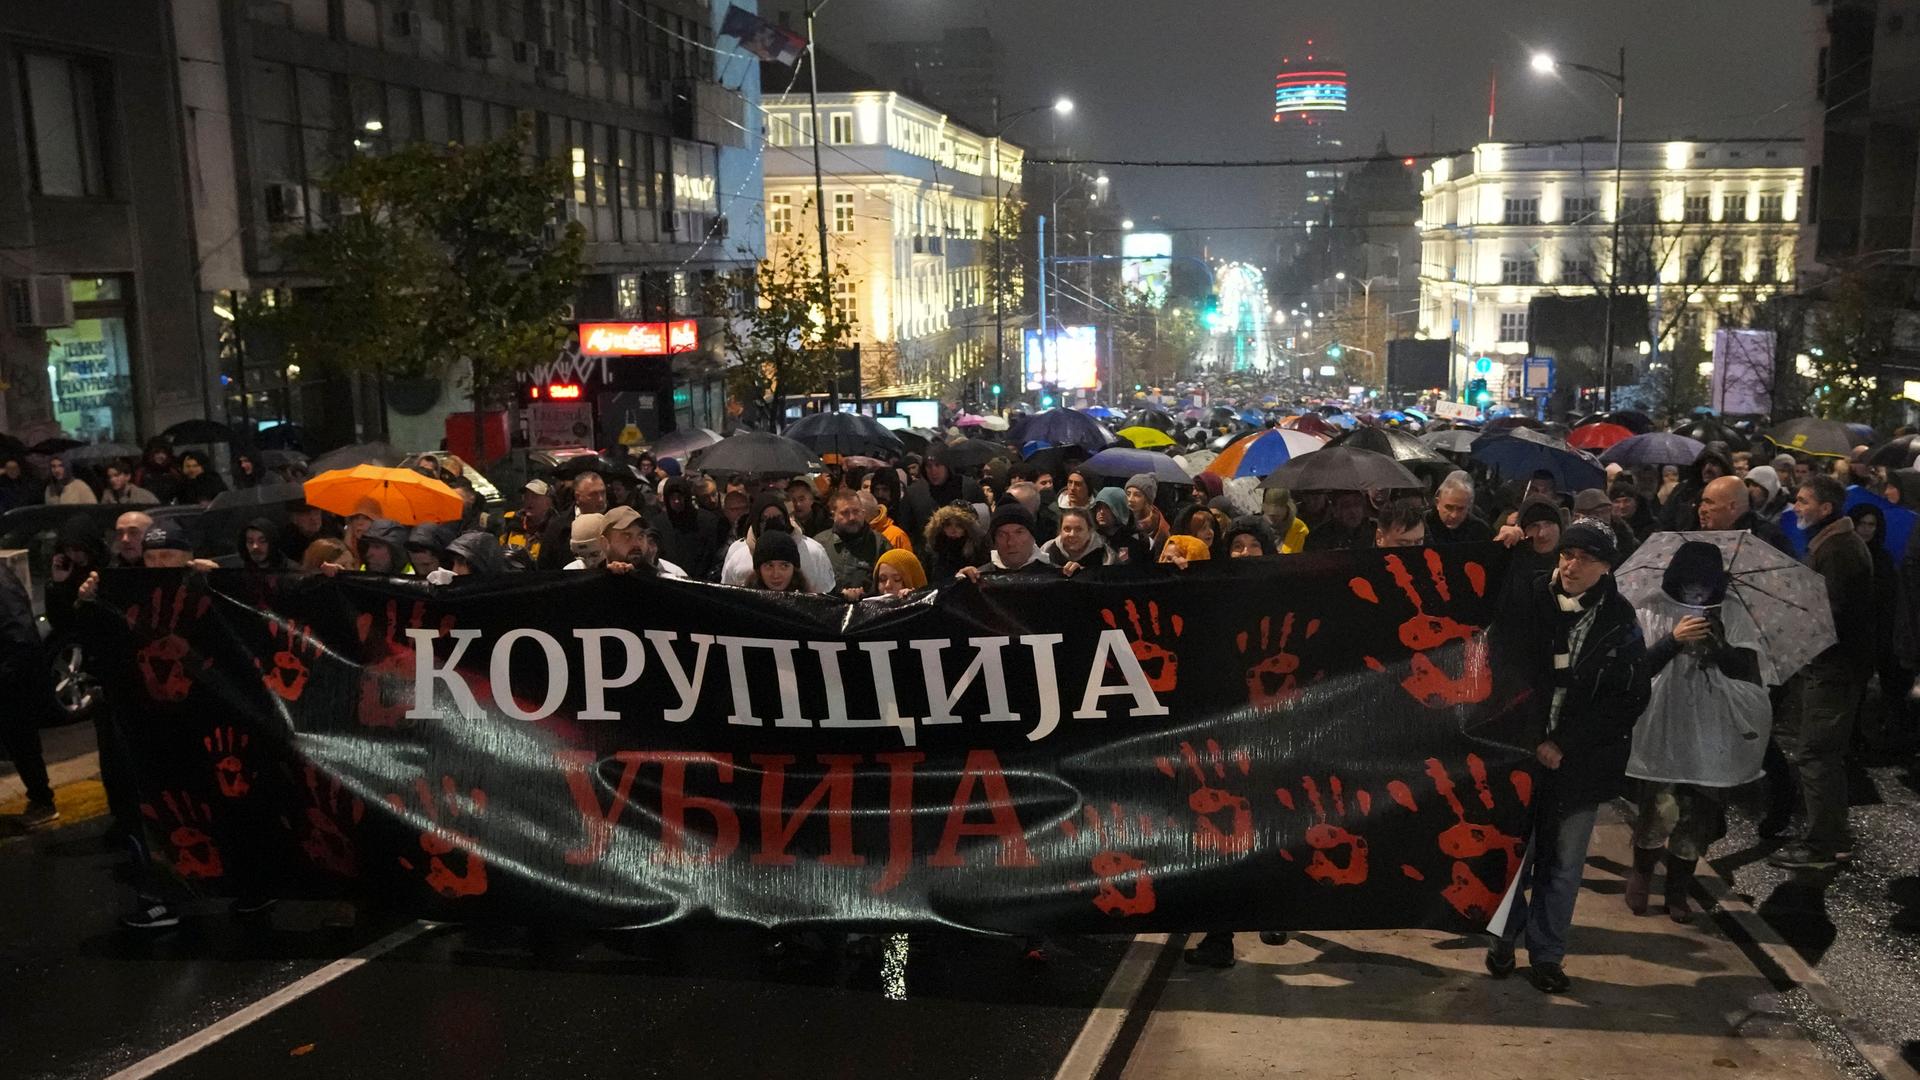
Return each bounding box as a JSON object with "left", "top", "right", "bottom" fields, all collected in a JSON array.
[
  {"left": 0, "top": 750, "right": 100, "bottom": 806},
  {"left": 1697, "top": 859, "right": 1920, "bottom": 1080}
]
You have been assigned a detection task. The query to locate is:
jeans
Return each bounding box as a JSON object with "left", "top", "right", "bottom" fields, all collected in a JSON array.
[
  {"left": 1774, "top": 669, "right": 1863, "bottom": 853},
  {"left": 1495, "top": 799, "right": 1599, "bottom": 966}
]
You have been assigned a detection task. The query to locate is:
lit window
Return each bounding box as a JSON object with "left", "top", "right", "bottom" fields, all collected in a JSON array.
[
  {"left": 833, "top": 279, "right": 857, "bottom": 324},
  {"left": 829, "top": 113, "right": 853, "bottom": 145},
  {"left": 832, "top": 191, "right": 854, "bottom": 233},
  {"left": 1500, "top": 258, "right": 1538, "bottom": 286},
  {"left": 769, "top": 193, "right": 792, "bottom": 236},
  {"left": 1502, "top": 197, "right": 1539, "bottom": 225},
  {"left": 1498, "top": 311, "right": 1528, "bottom": 342}
]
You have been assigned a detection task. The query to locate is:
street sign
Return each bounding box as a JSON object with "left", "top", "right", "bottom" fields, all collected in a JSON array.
[{"left": 1522, "top": 355, "right": 1555, "bottom": 396}]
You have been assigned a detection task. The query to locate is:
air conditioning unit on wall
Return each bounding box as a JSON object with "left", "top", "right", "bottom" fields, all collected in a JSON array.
[{"left": 10, "top": 274, "right": 73, "bottom": 329}]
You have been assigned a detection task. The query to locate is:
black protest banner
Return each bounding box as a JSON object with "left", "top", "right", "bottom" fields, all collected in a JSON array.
[{"left": 91, "top": 544, "right": 1539, "bottom": 934}]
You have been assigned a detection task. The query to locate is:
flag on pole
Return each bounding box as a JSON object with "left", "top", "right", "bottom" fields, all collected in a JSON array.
[{"left": 721, "top": 5, "right": 808, "bottom": 66}]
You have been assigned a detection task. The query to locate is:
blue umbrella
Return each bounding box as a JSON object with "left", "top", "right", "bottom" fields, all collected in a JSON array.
[
  {"left": 1323, "top": 412, "right": 1358, "bottom": 430},
  {"left": 1599, "top": 432, "right": 1706, "bottom": 468},
  {"left": 1081, "top": 447, "right": 1192, "bottom": 485},
  {"left": 1470, "top": 427, "right": 1607, "bottom": 492},
  {"left": 1013, "top": 407, "right": 1117, "bottom": 452},
  {"left": 1237, "top": 409, "right": 1265, "bottom": 425},
  {"left": 1079, "top": 405, "right": 1118, "bottom": 419},
  {"left": 1020, "top": 440, "right": 1055, "bottom": 459},
  {"left": 1778, "top": 486, "right": 1915, "bottom": 560}
]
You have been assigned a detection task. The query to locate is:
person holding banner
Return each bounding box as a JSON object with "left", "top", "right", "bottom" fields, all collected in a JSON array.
[{"left": 1488, "top": 519, "right": 1651, "bottom": 994}]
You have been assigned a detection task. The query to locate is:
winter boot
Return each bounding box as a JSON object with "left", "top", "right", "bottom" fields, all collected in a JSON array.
[
  {"left": 1624, "top": 846, "right": 1661, "bottom": 916},
  {"left": 1664, "top": 854, "right": 1698, "bottom": 923}
]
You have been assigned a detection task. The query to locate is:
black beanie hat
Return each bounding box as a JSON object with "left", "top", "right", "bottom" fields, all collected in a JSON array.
[
  {"left": 754, "top": 528, "right": 801, "bottom": 570},
  {"left": 1517, "top": 497, "right": 1562, "bottom": 530},
  {"left": 989, "top": 502, "right": 1037, "bottom": 540},
  {"left": 1559, "top": 517, "right": 1619, "bottom": 566}
]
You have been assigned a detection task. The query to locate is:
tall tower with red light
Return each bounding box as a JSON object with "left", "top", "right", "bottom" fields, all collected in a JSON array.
[{"left": 1272, "top": 40, "right": 1348, "bottom": 266}]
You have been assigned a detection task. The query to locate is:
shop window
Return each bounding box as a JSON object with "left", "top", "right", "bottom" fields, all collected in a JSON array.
[
  {"left": 22, "top": 53, "right": 109, "bottom": 197},
  {"left": 48, "top": 277, "right": 135, "bottom": 442}
]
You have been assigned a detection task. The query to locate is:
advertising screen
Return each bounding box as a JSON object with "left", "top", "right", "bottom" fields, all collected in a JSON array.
[
  {"left": 1023, "top": 325, "right": 1099, "bottom": 390},
  {"left": 1121, "top": 233, "right": 1173, "bottom": 306}
]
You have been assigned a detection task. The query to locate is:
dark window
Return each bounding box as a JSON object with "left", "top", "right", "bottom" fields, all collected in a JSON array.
[{"left": 21, "top": 52, "right": 108, "bottom": 197}]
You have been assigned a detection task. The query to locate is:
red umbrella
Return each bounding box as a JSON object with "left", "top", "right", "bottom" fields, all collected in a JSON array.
[{"left": 1567, "top": 423, "right": 1634, "bottom": 451}]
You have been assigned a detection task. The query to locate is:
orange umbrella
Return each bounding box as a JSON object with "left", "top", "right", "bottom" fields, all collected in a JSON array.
[{"left": 303, "top": 465, "right": 463, "bottom": 525}]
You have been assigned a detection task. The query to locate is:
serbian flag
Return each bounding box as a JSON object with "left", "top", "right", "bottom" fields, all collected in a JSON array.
[{"left": 721, "top": 5, "right": 807, "bottom": 66}]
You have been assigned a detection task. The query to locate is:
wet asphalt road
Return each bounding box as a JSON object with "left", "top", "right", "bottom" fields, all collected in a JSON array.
[
  {"left": 2, "top": 816, "right": 1129, "bottom": 1080},
  {"left": 1710, "top": 741, "right": 1920, "bottom": 1073}
]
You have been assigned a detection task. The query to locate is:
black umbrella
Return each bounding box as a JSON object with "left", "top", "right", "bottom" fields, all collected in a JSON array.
[
  {"left": 65, "top": 441, "right": 143, "bottom": 464},
  {"left": 161, "top": 419, "right": 237, "bottom": 444},
  {"left": 1764, "top": 417, "right": 1854, "bottom": 459},
  {"left": 29, "top": 437, "right": 84, "bottom": 455},
  {"left": 1259, "top": 446, "right": 1421, "bottom": 492},
  {"left": 554, "top": 453, "right": 639, "bottom": 481},
  {"left": 784, "top": 411, "right": 905, "bottom": 457},
  {"left": 0, "top": 432, "right": 25, "bottom": 457},
  {"left": 1599, "top": 432, "right": 1707, "bottom": 468},
  {"left": 1327, "top": 426, "right": 1449, "bottom": 466},
  {"left": 893, "top": 427, "right": 932, "bottom": 454},
  {"left": 689, "top": 432, "right": 819, "bottom": 477},
  {"left": 1673, "top": 417, "right": 1750, "bottom": 452},
  {"left": 1867, "top": 434, "right": 1920, "bottom": 470},
  {"left": 207, "top": 482, "right": 306, "bottom": 511},
  {"left": 1575, "top": 410, "right": 1655, "bottom": 435},
  {"left": 309, "top": 441, "right": 402, "bottom": 472},
  {"left": 259, "top": 448, "right": 309, "bottom": 471},
  {"left": 1470, "top": 427, "right": 1607, "bottom": 491},
  {"left": 1122, "top": 408, "right": 1177, "bottom": 433},
  {"left": 936, "top": 438, "right": 1011, "bottom": 472}
]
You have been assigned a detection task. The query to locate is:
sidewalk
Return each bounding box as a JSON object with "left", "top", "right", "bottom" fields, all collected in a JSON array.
[
  {"left": 0, "top": 719, "right": 102, "bottom": 835},
  {"left": 1117, "top": 814, "right": 1850, "bottom": 1080}
]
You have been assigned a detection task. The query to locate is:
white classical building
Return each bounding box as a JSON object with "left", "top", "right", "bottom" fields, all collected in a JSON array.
[
  {"left": 1418, "top": 139, "right": 1802, "bottom": 394},
  {"left": 761, "top": 91, "right": 1023, "bottom": 398}
]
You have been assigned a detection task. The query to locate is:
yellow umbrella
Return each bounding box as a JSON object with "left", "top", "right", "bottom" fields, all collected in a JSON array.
[
  {"left": 1117, "top": 425, "right": 1175, "bottom": 449},
  {"left": 303, "top": 465, "right": 463, "bottom": 525}
]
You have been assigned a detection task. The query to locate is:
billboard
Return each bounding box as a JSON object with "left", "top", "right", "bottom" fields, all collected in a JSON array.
[
  {"left": 578, "top": 320, "right": 700, "bottom": 357},
  {"left": 1023, "top": 325, "right": 1100, "bottom": 391},
  {"left": 1710, "top": 329, "right": 1776, "bottom": 417},
  {"left": 1121, "top": 232, "right": 1173, "bottom": 306}
]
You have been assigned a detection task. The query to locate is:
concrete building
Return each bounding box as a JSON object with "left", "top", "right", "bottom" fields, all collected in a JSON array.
[
  {"left": 0, "top": 1, "right": 205, "bottom": 446},
  {"left": 760, "top": 89, "right": 1023, "bottom": 399},
  {"left": 181, "top": 0, "right": 756, "bottom": 449},
  {"left": 1270, "top": 47, "right": 1348, "bottom": 291},
  {"left": 1805, "top": 0, "right": 1920, "bottom": 266},
  {"left": 865, "top": 27, "right": 998, "bottom": 132},
  {"left": 1418, "top": 139, "right": 1803, "bottom": 394}
]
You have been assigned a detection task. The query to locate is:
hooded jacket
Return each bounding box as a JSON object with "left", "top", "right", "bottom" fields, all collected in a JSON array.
[
  {"left": 446, "top": 530, "right": 507, "bottom": 574},
  {"left": 922, "top": 504, "right": 987, "bottom": 581},
  {"left": 649, "top": 477, "right": 729, "bottom": 580},
  {"left": 236, "top": 516, "right": 291, "bottom": 570},
  {"left": 1221, "top": 516, "right": 1278, "bottom": 557},
  {"left": 361, "top": 518, "right": 413, "bottom": 574},
  {"left": 719, "top": 493, "right": 837, "bottom": 592},
  {"left": 1040, "top": 515, "right": 1109, "bottom": 569},
  {"left": 1090, "top": 488, "right": 1150, "bottom": 565}
]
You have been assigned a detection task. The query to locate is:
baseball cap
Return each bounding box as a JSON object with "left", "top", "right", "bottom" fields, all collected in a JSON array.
[
  {"left": 601, "top": 505, "right": 644, "bottom": 533},
  {"left": 524, "top": 479, "right": 552, "bottom": 497},
  {"left": 569, "top": 513, "right": 607, "bottom": 545}
]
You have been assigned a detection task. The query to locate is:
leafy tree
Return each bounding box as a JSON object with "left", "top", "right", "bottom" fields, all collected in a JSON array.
[
  {"left": 702, "top": 237, "right": 853, "bottom": 430},
  {"left": 1806, "top": 267, "right": 1907, "bottom": 427},
  {"left": 273, "top": 121, "right": 585, "bottom": 420}
]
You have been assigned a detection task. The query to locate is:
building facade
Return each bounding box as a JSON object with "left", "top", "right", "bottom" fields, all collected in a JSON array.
[
  {"left": 1270, "top": 48, "right": 1348, "bottom": 289},
  {"left": 1804, "top": 0, "right": 1920, "bottom": 267},
  {"left": 183, "top": 0, "right": 758, "bottom": 448},
  {"left": 760, "top": 90, "right": 1022, "bottom": 399},
  {"left": 1419, "top": 139, "right": 1803, "bottom": 394},
  {"left": 0, "top": 0, "right": 205, "bottom": 446}
]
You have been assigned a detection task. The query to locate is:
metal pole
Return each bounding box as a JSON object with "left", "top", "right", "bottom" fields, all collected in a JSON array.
[
  {"left": 1037, "top": 213, "right": 1048, "bottom": 389},
  {"left": 1603, "top": 46, "right": 1625, "bottom": 410},
  {"left": 806, "top": 3, "right": 836, "bottom": 412},
  {"left": 992, "top": 94, "right": 1003, "bottom": 412}
]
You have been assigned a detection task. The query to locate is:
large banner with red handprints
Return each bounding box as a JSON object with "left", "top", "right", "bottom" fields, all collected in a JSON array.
[{"left": 89, "top": 544, "right": 1542, "bottom": 934}]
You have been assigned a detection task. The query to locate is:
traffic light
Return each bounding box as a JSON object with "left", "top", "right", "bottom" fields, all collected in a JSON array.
[
  {"left": 1202, "top": 293, "right": 1225, "bottom": 332},
  {"left": 990, "top": 382, "right": 1002, "bottom": 398},
  {"left": 1467, "top": 378, "right": 1492, "bottom": 407},
  {"left": 1327, "top": 344, "right": 1344, "bottom": 361}
]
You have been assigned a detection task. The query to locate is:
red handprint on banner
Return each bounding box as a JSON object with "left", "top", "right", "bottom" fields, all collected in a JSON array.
[
  {"left": 125, "top": 585, "right": 211, "bottom": 702},
  {"left": 1101, "top": 599, "right": 1184, "bottom": 692},
  {"left": 203, "top": 726, "right": 252, "bottom": 798},
  {"left": 356, "top": 601, "right": 456, "bottom": 728},
  {"left": 1062, "top": 802, "right": 1160, "bottom": 918},
  {"left": 140, "top": 790, "right": 223, "bottom": 879},
  {"left": 282, "top": 765, "right": 365, "bottom": 877},
  {"left": 1385, "top": 755, "right": 1531, "bottom": 920},
  {"left": 1276, "top": 774, "right": 1370, "bottom": 886},
  {"left": 1156, "top": 739, "right": 1254, "bottom": 855},
  {"left": 386, "top": 775, "right": 489, "bottom": 899},
  {"left": 1350, "top": 549, "right": 1491, "bottom": 708},
  {"left": 1236, "top": 612, "right": 1325, "bottom": 708},
  {"left": 257, "top": 618, "right": 323, "bottom": 703}
]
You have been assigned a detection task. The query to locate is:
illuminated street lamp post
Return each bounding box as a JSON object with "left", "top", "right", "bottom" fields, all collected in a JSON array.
[
  {"left": 990, "top": 95, "right": 1073, "bottom": 410},
  {"left": 1533, "top": 47, "right": 1627, "bottom": 407}
]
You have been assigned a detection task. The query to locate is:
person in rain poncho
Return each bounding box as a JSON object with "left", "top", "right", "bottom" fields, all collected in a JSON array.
[{"left": 1623, "top": 541, "right": 1774, "bottom": 923}]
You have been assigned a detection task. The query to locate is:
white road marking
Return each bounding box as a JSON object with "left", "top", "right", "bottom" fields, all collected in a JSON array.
[
  {"left": 1053, "top": 934, "right": 1173, "bottom": 1080},
  {"left": 105, "top": 920, "right": 439, "bottom": 1080}
]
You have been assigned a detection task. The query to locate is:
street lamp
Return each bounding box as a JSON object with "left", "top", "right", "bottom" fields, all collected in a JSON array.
[
  {"left": 1121, "top": 218, "right": 1134, "bottom": 230},
  {"left": 988, "top": 95, "right": 1074, "bottom": 410},
  {"left": 1532, "top": 46, "right": 1627, "bottom": 408}
]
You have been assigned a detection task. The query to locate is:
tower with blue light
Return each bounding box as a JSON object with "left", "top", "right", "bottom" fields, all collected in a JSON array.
[{"left": 1272, "top": 41, "right": 1348, "bottom": 266}]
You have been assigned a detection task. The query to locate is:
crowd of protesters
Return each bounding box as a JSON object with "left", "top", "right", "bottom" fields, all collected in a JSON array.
[{"left": 2, "top": 417, "right": 1914, "bottom": 996}]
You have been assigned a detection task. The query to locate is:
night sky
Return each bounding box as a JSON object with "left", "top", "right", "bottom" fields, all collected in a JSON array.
[{"left": 808, "top": 0, "right": 1817, "bottom": 263}]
